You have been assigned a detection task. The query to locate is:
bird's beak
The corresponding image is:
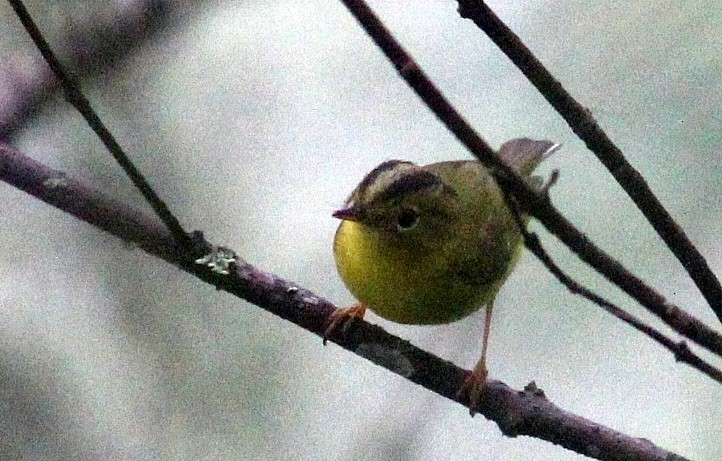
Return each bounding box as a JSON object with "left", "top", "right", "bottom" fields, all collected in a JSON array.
[{"left": 332, "top": 206, "right": 363, "bottom": 222}]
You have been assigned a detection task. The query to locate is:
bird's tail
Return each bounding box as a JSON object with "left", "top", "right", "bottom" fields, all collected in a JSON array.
[{"left": 497, "top": 138, "right": 560, "bottom": 177}]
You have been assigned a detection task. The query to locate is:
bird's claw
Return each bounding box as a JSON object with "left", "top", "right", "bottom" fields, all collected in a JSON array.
[
  {"left": 323, "top": 304, "right": 367, "bottom": 345},
  {"left": 458, "top": 366, "right": 488, "bottom": 416}
]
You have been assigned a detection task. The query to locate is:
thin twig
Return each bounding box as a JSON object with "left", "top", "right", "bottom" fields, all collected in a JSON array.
[
  {"left": 0, "top": 141, "right": 693, "bottom": 461},
  {"left": 336, "top": 0, "right": 722, "bottom": 359},
  {"left": 6, "top": 0, "right": 193, "bottom": 251},
  {"left": 0, "top": 0, "right": 181, "bottom": 139},
  {"left": 505, "top": 196, "right": 722, "bottom": 384},
  {"left": 456, "top": 0, "right": 722, "bottom": 324}
]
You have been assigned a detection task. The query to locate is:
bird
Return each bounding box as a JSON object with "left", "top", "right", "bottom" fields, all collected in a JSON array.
[{"left": 326, "top": 138, "right": 559, "bottom": 413}]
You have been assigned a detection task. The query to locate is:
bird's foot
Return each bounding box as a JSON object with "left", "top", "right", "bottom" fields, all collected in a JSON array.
[
  {"left": 323, "top": 303, "right": 367, "bottom": 345},
  {"left": 457, "top": 365, "right": 488, "bottom": 417}
]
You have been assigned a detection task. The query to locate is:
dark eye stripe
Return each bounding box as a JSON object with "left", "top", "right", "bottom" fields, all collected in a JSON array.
[
  {"left": 375, "top": 170, "right": 451, "bottom": 204},
  {"left": 356, "top": 160, "right": 412, "bottom": 199}
]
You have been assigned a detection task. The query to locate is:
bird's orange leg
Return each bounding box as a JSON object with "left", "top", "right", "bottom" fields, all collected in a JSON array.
[
  {"left": 458, "top": 301, "right": 494, "bottom": 416},
  {"left": 323, "top": 303, "right": 367, "bottom": 345}
]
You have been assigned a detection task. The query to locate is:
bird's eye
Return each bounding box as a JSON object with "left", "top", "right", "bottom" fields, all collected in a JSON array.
[{"left": 396, "top": 207, "right": 419, "bottom": 231}]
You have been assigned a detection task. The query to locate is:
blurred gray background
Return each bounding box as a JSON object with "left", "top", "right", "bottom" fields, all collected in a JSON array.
[{"left": 0, "top": 0, "right": 720, "bottom": 460}]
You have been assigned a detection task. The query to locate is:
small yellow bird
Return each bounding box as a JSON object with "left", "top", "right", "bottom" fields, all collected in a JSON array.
[{"left": 327, "top": 138, "right": 558, "bottom": 412}]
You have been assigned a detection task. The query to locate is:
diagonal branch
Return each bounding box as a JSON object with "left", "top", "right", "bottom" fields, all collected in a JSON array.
[
  {"left": 336, "top": 0, "right": 722, "bottom": 359},
  {"left": 0, "top": 0, "right": 184, "bottom": 139},
  {"left": 503, "top": 195, "right": 722, "bottom": 384},
  {"left": 0, "top": 141, "right": 694, "bottom": 461},
  {"left": 7, "top": 0, "right": 193, "bottom": 250},
  {"left": 456, "top": 0, "right": 722, "bottom": 324}
]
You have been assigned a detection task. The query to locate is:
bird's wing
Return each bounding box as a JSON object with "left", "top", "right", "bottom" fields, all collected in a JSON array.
[
  {"left": 425, "top": 160, "right": 525, "bottom": 288},
  {"left": 450, "top": 218, "right": 520, "bottom": 287}
]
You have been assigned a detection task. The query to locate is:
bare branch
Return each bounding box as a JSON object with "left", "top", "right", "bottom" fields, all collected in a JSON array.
[
  {"left": 0, "top": 141, "right": 694, "bottom": 461},
  {"left": 456, "top": 0, "right": 722, "bottom": 324},
  {"left": 335, "top": 0, "right": 722, "bottom": 359},
  {"left": 504, "top": 197, "right": 722, "bottom": 384},
  {"left": 6, "top": 0, "right": 192, "bottom": 250},
  {"left": 0, "top": 0, "right": 183, "bottom": 138}
]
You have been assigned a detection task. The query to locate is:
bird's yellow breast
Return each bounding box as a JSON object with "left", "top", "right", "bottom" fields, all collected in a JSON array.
[{"left": 333, "top": 220, "right": 500, "bottom": 325}]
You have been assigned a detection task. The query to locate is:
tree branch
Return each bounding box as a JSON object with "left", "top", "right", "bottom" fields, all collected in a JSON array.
[
  {"left": 455, "top": 0, "right": 722, "bottom": 324},
  {"left": 504, "top": 195, "right": 722, "bottom": 384},
  {"left": 0, "top": 0, "right": 184, "bottom": 139},
  {"left": 335, "top": 0, "right": 722, "bottom": 359},
  {"left": 0, "top": 140, "right": 694, "bottom": 461},
  {"left": 7, "top": 0, "right": 193, "bottom": 250}
]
